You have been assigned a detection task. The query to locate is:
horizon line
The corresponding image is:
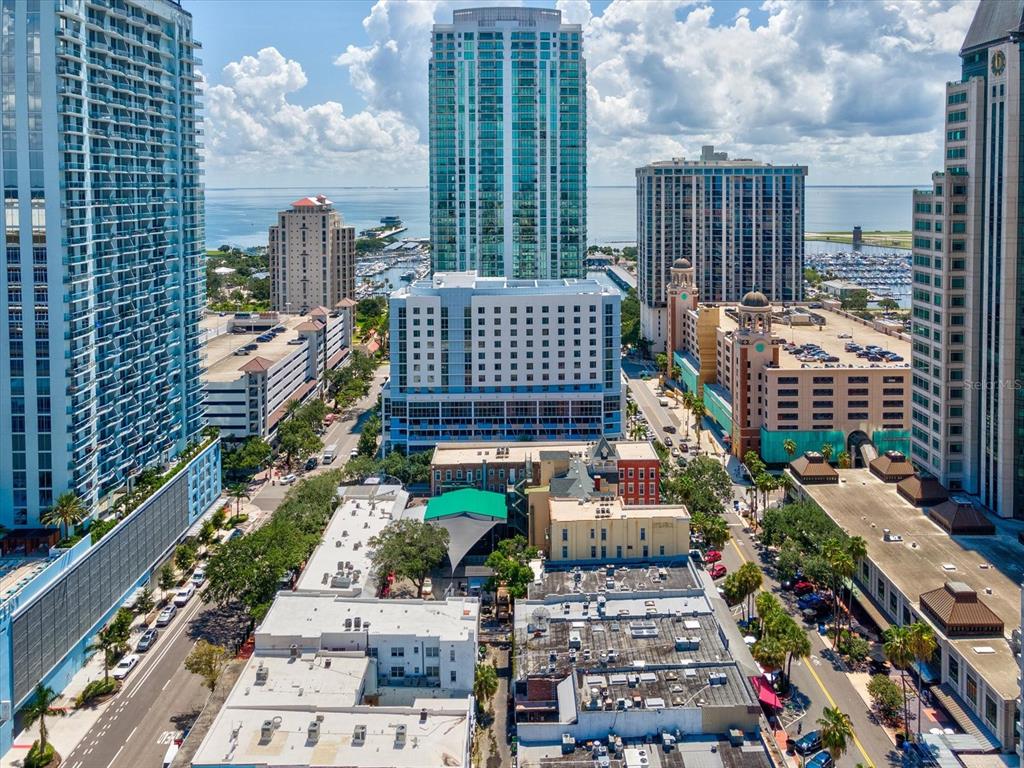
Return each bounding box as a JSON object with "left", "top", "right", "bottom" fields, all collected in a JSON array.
[{"left": 207, "top": 183, "right": 926, "bottom": 191}]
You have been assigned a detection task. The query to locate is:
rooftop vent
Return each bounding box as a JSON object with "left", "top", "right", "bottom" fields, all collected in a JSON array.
[
  {"left": 353, "top": 724, "right": 367, "bottom": 745},
  {"left": 255, "top": 663, "right": 268, "bottom": 684},
  {"left": 395, "top": 724, "right": 407, "bottom": 746},
  {"left": 307, "top": 721, "right": 320, "bottom": 744}
]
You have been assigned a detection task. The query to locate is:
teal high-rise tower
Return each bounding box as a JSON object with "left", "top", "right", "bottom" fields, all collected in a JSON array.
[
  {"left": 429, "top": 7, "right": 586, "bottom": 279},
  {"left": 0, "top": 0, "right": 206, "bottom": 527}
]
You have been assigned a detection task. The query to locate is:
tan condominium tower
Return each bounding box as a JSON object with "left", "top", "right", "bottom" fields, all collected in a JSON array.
[{"left": 269, "top": 195, "right": 356, "bottom": 314}]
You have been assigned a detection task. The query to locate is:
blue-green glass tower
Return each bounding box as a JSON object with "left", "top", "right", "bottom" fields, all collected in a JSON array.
[
  {"left": 0, "top": 0, "right": 206, "bottom": 527},
  {"left": 429, "top": 7, "right": 585, "bottom": 279}
]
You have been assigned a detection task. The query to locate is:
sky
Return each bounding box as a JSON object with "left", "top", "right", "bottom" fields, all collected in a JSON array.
[{"left": 190, "top": 0, "right": 979, "bottom": 189}]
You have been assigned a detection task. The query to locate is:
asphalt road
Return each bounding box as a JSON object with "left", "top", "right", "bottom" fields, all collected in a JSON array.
[
  {"left": 62, "top": 364, "right": 390, "bottom": 767},
  {"left": 63, "top": 589, "right": 211, "bottom": 768},
  {"left": 721, "top": 509, "right": 900, "bottom": 768}
]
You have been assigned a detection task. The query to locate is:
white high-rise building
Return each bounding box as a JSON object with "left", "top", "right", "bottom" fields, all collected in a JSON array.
[
  {"left": 910, "top": 3, "right": 1024, "bottom": 518},
  {"left": 382, "top": 273, "right": 622, "bottom": 452},
  {"left": 636, "top": 146, "right": 807, "bottom": 352}
]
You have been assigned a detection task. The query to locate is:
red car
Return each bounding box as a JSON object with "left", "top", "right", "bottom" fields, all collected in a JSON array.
[
  {"left": 705, "top": 550, "right": 723, "bottom": 563},
  {"left": 793, "top": 581, "right": 815, "bottom": 596},
  {"left": 709, "top": 563, "right": 728, "bottom": 580}
]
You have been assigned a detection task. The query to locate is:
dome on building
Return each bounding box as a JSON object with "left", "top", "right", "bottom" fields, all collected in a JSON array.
[
  {"left": 740, "top": 290, "right": 770, "bottom": 308},
  {"left": 672, "top": 258, "right": 692, "bottom": 270}
]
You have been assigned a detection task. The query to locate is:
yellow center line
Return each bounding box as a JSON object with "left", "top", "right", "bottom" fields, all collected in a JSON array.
[{"left": 728, "top": 518, "right": 876, "bottom": 768}]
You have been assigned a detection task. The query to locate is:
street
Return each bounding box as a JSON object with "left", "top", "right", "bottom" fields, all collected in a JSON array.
[
  {"left": 55, "top": 364, "right": 389, "bottom": 768},
  {"left": 623, "top": 362, "right": 898, "bottom": 768}
]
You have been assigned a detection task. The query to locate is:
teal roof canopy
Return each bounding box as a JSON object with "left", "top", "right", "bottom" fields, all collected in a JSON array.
[{"left": 425, "top": 488, "right": 507, "bottom": 521}]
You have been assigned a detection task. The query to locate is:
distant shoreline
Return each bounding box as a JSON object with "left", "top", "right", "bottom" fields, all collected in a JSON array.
[{"left": 206, "top": 183, "right": 926, "bottom": 192}]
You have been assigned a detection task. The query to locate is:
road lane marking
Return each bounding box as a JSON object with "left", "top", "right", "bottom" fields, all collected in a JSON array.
[
  {"left": 106, "top": 744, "right": 125, "bottom": 768},
  {"left": 127, "top": 726, "right": 137, "bottom": 742},
  {"left": 729, "top": 519, "right": 877, "bottom": 768}
]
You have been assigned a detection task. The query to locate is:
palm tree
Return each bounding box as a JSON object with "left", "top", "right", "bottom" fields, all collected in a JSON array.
[
  {"left": 908, "top": 622, "right": 937, "bottom": 741},
  {"left": 700, "top": 514, "right": 730, "bottom": 550},
  {"left": 755, "top": 473, "right": 777, "bottom": 524},
  {"left": 626, "top": 399, "right": 639, "bottom": 421},
  {"left": 736, "top": 562, "right": 763, "bottom": 622},
  {"left": 824, "top": 543, "right": 854, "bottom": 648},
  {"left": 883, "top": 625, "right": 914, "bottom": 739},
  {"left": 629, "top": 423, "right": 646, "bottom": 441},
  {"left": 691, "top": 400, "right": 707, "bottom": 447},
  {"left": 782, "top": 438, "right": 797, "bottom": 462},
  {"left": 41, "top": 491, "right": 88, "bottom": 541},
  {"left": 781, "top": 620, "right": 811, "bottom": 692},
  {"left": 21, "top": 684, "right": 64, "bottom": 756},
  {"left": 226, "top": 482, "right": 250, "bottom": 517},
  {"left": 820, "top": 442, "right": 834, "bottom": 464},
  {"left": 680, "top": 392, "right": 694, "bottom": 438},
  {"left": 87, "top": 627, "right": 121, "bottom": 682},
  {"left": 817, "top": 706, "right": 854, "bottom": 763},
  {"left": 752, "top": 637, "right": 786, "bottom": 677},
  {"left": 843, "top": 536, "right": 868, "bottom": 638},
  {"left": 473, "top": 663, "right": 499, "bottom": 713},
  {"left": 836, "top": 450, "right": 851, "bottom": 469}
]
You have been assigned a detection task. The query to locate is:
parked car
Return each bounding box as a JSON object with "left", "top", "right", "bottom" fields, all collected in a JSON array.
[
  {"left": 708, "top": 563, "right": 727, "bottom": 580},
  {"left": 280, "top": 473, "right": 297, "bottom": 485},
  {"left": 305, "top": 456, "right": 318, "bottom": 471},
  {"left": 173, "top": 583, "right": 195, "bottom": 607},
  {"left": 663, "top": 436, "right": 673, "bottom": 446},
  {"left": 156, "top": 604, "right": 177, "bottom": 626},
  {"left": 688, "top": 549, "right": 704, "bottom": 565},
  {"left": 807, "top": 751, "right": 834, "bottom": 768},
  {"left": 797, "top": 593, "right": 826, "bottom": 610},
  {"left": 191, "top": 568, "right": 206, "bottom": 586},
  {"left": 792, "top": 731, "right": 823, "bottom": 755},
  {"left": 136, "top": 628, "right": 158, "bottom": 653},
  {"left": 112, "top": 654, "right": 140, "bottom": 680},
  {"left": 704, "top": 550, "right": 723, "bottom": 564},
  {"left": 793, "top": 580, "right": 816, "bottom": 596}
]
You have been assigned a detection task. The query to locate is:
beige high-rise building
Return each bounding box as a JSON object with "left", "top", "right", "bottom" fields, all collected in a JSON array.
[{"left": 269, "top": 195, "right": 355, "bottom": 314}]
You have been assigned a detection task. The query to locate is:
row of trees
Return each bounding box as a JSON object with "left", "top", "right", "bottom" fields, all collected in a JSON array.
[
  {"left": 324, "top": 350, "right": 378, "bottom": 411},
  {"left": 341, "top": 448, "right": 433, "bottom": 486},
  {"left": 660, "top": 454, "right": 732, "bottom": 550},
  {"left": 752, "top": 591, "right": 811, "bottom": 693},
  {"left": 205, "top": 471, "right": 343, "bottom": 619}
]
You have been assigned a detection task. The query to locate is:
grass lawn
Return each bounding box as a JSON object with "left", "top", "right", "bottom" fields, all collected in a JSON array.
[{"left": 806, "top": 230, "right": 912, "bottom": 249}]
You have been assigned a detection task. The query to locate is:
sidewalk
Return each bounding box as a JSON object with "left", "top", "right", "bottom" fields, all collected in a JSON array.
[{"left": 2, "top": 608, "right": 151, "bottom": 768}]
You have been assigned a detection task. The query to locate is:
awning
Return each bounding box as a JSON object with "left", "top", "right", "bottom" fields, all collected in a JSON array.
[
  {"left": 435, "top": 513, "right": 502, "bottom": 571},
  {"left": 929, "top": 684, "right": 1001, "bottom": 752},
  {"left": 851, "top": 588, "right": 892, "bottom": 633},
  {"left": 749, "top": 675, "right": 782, "bottom": 711}
]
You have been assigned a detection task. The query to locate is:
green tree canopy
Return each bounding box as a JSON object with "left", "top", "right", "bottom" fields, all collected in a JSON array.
[
  {"left": 484, "top": 536, "right": 540, "bottom": 599},
  {"left": 185, "top": 640, "right": 229, "bottom": 692},
  {"left": 278, "top": 418, "right": 323, "bottom": 466},
  {"left": 367, "top": 519, "right": 450, "bottom": 596}
]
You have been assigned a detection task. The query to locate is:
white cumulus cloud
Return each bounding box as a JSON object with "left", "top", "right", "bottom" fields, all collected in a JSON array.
[
  {"left": 204, "top": 0, "right": 979, "bottom": 186},
  {"left": 204, "top": 46, "right": 425, "bottom": 186}
]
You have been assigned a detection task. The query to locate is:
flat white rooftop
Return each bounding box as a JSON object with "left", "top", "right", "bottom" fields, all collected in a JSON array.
[
  {"left": 432, "top": 440, "right": 656, "bottom": 467},
  {"left": 204, "top": 313, "right": 312, "bottom": 383},
  {"left": 257, "top": 594, "right": 480, "bottom": 650},
  {"left": 191, "top": 697, "right": 472, "bottom": 768},
  {"left": 548, "top": 498, "right": 689, "bottom": 523},
  {"left": 294, "top": 485, "right": 421, "bottom": 595},
  {"left": 225, "top": 653, "right": 369, "bottom": 711}
]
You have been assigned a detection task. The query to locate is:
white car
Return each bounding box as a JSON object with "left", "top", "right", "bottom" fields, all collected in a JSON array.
[
  {"left": 190, "top": 568, "right": 206, "bottom": 586},
  {"left": 173, "top": 583, "right": 195, "bottom": 607},
  {"left": 112, "top": 654, "right": 140, "bottom": 680},
  {"left": 280, "top": 473, "right": 297, "bottom": 485},
  {"left": 156, "top": 604, "right": 177, "bottom": 626}
]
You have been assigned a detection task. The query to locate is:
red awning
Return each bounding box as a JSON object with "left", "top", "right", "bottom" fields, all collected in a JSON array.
[{"left": 750, "top": 675, "right": 782, "bottom": 710}]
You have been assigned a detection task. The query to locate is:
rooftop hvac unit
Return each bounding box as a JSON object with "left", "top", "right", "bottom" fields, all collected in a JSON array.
[
  {"left": 345, "top": 618, "right": 353, "bottom": 630},
  {"left": 260, "top": 720, "right": 275, "bottom": 744},
  {"left": 290, "top": 644, "right": 299, "bottom": 658},
  {"left": 307, "top": 721, "right": 320, "bottom": 744},
  {"left": 709, "top": 672, "right": 727, "bottom": 686},
  {"left": 353, "top": 724, "right": 367, "bottom": 745},
  {"left": 354, "top": 617, "right": 362, "bottom": 629},
  {"left": 395, "top": 724, "right": 407, "bottom": 746},
  {"left": 255, "top": 664, "right": 269, "bottom": 684}
]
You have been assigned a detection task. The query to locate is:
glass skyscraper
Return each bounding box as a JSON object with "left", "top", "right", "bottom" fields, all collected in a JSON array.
[
  {"left": 0, "top": 0, "right": 204, "bottom": 528},
  {"left": 429, "top": 7, "right": 586, "bottom": 279}
]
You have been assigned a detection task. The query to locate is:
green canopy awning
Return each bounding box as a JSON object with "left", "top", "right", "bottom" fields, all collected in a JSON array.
[{"left": 425, "top": 488, "right": 507, "bottom": 522}]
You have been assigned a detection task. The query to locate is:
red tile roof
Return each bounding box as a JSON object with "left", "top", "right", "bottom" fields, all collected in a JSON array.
[{"left": 239, "top": 356, "right": 275, "bottom": 373}]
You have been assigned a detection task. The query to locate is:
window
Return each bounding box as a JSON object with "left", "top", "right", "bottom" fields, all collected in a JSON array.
[
  {"left": 948, "top": 656, "right": 959, "bottom": 685},
  {"left": 451, "top": 670, "right": 457, "bottom": 683},
  {"left": 966, "top": 674, "right": 977, "bottom": 705},
  {"left": 390, "top": 667, "right": 405, "bottom": 678},
  {"left": 639, "top": 527, "right": 646, "bottom": 541},
  {"left": 561, "top": 528, "right": 568, "bottom": 542},
  {"left": 425, "top": 646, "right": 439, "bottom": 658},
  {"left": 391, "top": 647, "right": 405, "bottom": 657},
  {"left": 450, "top": 648, "right": 456, "bottom": 662},
  {"left": 984, "top": 695, "right": 997, "bottom": 727},
  {"left": 561, "top": 546, "right": 568, "bottom": 559}
]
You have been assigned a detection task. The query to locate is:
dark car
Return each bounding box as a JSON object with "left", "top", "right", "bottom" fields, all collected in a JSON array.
[
  {"left": 243, "top": 343, "right": 258, "bottom": 351},
  {"left": 137, "top": 627, "right": 158, "bottom": 652},
  {"left": 793, "top": 731, "right": 823, "bottom": 755},
  {"left": 797, "top": 593, "right": 826, "bottom": 610},
  {"left": 807, "top": 751, "right": 834, "bottom": 768},
  {"left": 305, "top": 456, "right": 318, "bottom": 471}
]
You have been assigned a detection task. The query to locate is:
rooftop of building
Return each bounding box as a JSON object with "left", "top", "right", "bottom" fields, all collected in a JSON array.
[
  {"left": 444, "top": 6, "right": 578, "bottom": 30},
  {"left": 257, "top": 594, "right": 480, "bottom": 648},
  {"left": 191, "top": 696, "right": 472, "bottom": 768},
  {"left": 715, "top": 305, "right": 910, "bottom": 371},
  {"left": 517, "top": 611, "right": 734, "bottom": 678},
  {"left": 431, "top": 440, "right": 656, "bottom": 467},
  {"left": 0, "top": 556, "right": 53, "bottom": 603},
  {"left": 287, "top": 194, "right": 333, "bottom": 209},
  {"left": 526, "top": 562, "right": 700, "bottom": 601},
  {"left": 517, "top": 737, "right": 773, "bottom": 768},
  {"left": 398, "top": 272, "right": 617, "bottom": 298},
  {"left": 798, "top": 469, "right": 1023, "bottom": 698},
  {"left": 548, "top": 497, "right": 689, "bottom": 523},
  {"left": 204, "top": 313, "right": 321, "bottom": 383},
  {"left": 575, "top": 663, "right": 754, "bottom": 711},
  {"left": 424, "top": 488, "right": 507, "bottom": 521},
  {"left": 641, "top": 146, "right": 807, "bottom": 172},
  {"left": 294, "top": 485, "right": 420, "bottom": 595},
  {"left": 225, "top": 653, "right": 370, "bottom": 711}
]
